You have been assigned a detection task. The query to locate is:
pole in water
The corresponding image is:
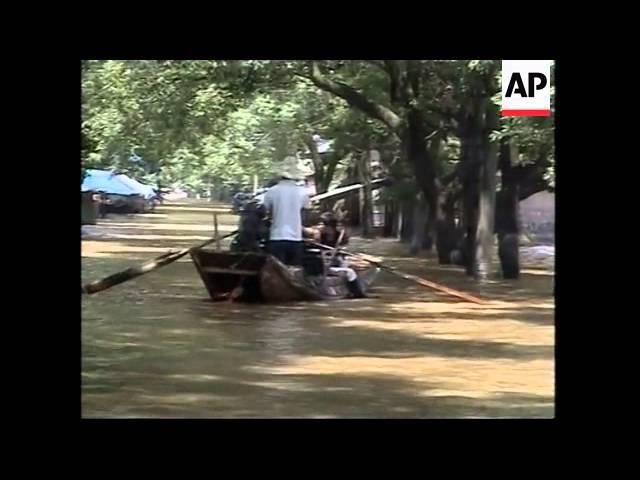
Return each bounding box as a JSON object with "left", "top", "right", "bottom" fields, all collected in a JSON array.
[
  {"left": 214, "top": 213, "right": 220, "bottom": 250},
  {"left": 81, "top": 230, "right": 238, "bottom": 295}
]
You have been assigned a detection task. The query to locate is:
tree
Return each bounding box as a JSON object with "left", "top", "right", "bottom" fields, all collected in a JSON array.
[
  {"left": 82, "top": 60, "right": 262, "bottom": 187},
  {"left": 302, "top": 60, "right": 452, "bottom": 253}
]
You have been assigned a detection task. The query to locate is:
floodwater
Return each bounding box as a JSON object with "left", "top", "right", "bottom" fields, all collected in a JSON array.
[{"left": 81, "top": 201, "right": 554, "bottom": 418}]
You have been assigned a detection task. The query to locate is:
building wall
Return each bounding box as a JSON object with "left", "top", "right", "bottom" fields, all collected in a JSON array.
[{"left": 520, "top": 191, "right": 554, "bottom": 243}]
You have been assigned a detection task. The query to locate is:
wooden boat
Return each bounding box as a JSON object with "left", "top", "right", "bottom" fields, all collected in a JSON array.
[{"left": 190, "top": 246, "right": 380, "bottom": 303}]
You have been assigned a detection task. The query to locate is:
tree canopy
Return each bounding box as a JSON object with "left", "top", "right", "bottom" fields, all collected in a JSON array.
[{"left": 82, "top": 59, "right": 553, "bottom": 194}]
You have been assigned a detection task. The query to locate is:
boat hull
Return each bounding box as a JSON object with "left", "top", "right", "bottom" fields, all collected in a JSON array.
[{"left": 190, "top": 249, "right": 379, "bottom": 303}]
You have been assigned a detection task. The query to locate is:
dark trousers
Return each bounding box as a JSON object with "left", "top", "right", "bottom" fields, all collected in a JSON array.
[{"left": 268, "top": 240, "right": 304, "bottom": 266}]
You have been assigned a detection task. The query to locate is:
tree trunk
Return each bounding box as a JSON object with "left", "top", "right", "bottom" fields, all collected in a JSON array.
[
  {"left": 460, "top": 130, "right": 480, "bottom": 276},
  {"left": 435, "top": 192, "right": 457, "bottom": 264},
  {"left": 348, "top": 190, "right": 360, "bottom": 227},
  {"left": 396, "top": 203, "right": 404, "bottom": 240},
  {"left": 423, "top": 216, "right": 434, "bottom": 251},
  {"left": 462, "top": 192, "right": 477, "bottom": 276},
  {"left": 342, "top": 166, "right": 361, "bottom": 227},
  {"left": 305, "top": 136, "right": 325, "bottom": 194},
  {"left": 409, "top": 192, "right": 428, "bottom": 255},
  {"left": 471, "top": 94, "right": 500, "bottom": 283},
  {"left": 474, "top": 137, "right": 498, "bottom": 282},
  {"left": 424, "top": 130, "right": 445, "bottom": 254},
  {"left": 383, "top": 200, "right": 396, "bottom": 237},
  {"left": 305, "top": 136, "right": 341, "bottom": 201},
  {"left": 359, "top": 152, "right": 373, "bottom": 238},
  {"left": 403, "top": 108, "right": 439, "bottom": 254},
  {"left": 321, "top": 154, "right": 341, "bottom": 193},
  {"left": 496, "top": 141, "right": 521, "bottom": 279},
  {"left": 400, "top": 201, "right": 413, "bottom": 243}
]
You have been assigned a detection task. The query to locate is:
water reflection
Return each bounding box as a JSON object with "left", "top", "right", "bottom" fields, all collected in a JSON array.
[{"left": 254, "top": 312, "right": 306, "bottom": 356}]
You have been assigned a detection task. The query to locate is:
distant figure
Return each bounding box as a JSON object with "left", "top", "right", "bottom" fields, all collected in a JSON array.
[
  {"left": 98, "top": 193, "right": 108, "bottom": 218},
  {"left": 231, "top": 201, "right": 268, "bottom": 252},
  {"left": 263, "top": 157, "right": 311, "bottom": 266}
]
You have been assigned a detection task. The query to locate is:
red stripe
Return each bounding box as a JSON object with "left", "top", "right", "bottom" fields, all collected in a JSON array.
[{"left": 501, "top": 109, "right": 550, "bottom": 117}]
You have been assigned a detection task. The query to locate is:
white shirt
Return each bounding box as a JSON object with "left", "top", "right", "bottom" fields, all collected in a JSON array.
[{"left": 263, "top": 180, "right": 311, "bottom": 241}]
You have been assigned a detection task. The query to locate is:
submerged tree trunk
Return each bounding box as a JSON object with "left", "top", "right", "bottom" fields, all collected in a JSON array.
[
  {"left": 472, "top": 96, "right": 499, "bottom": 283},
  {"left": 460, "top": 128, "right": 480, "bottom": 276},
  {"left": 496, "top": 141, "right": 521, "bottom": 279},
  {"left": 404, "top": 108, "right": 438, "bottom": 256},
  {"left": 462, "top": 190, "right": 478, "bottom": 276},
  {"left": 400, "top": 200, "right": 413, "bottom": 243},
  {"left": 423, "top": 211, "right": 435, "bottom": 251},
  {"left": 306, "top": 136, "right": 326, "bottom": 195},
  {"left": 474, "top": 136, "right": 498, "bottom": 282},
  {"left": 435, "top": 192, "right": 458, "bottom": 264},
  {"left": 409, "top": 192, "right": 428, "bottom": 255},
  {"left": 383, "top": 200, "right": 396, "bottom": 237}
]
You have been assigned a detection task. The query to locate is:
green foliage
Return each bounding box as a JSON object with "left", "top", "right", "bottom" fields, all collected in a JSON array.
[{"left": 82, "top": 60, "right": 554, "bottom": 194}]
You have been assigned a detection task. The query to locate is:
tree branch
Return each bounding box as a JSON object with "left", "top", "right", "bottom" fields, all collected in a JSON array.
[{"left": 308, "top": 61, "right": 403, "bottom": 132}]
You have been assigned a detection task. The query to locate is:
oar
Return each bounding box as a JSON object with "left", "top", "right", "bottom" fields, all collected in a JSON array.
[
  {"left": 309, "top": 178, "right": 388, "bottom": 203},
  {"left": 81, "top": 230, "right": 238, "bottom": 295},
  {"left": 307, "top": 240, "right": 489, "bottom": 305}
]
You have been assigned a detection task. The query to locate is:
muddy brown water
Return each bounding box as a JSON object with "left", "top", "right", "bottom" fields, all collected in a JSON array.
[{"left": 81, "top": 201, "right": 554, "bottom": 418}]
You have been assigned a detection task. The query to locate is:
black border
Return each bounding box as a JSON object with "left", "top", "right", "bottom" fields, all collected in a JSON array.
[{"left": 30, "top": 42, "right": 588, "bottom": 435}]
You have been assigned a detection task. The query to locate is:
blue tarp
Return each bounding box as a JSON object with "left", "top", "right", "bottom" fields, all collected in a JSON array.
[
  {"left": 115, "top": 174, "right": 157, "bottom": 199},
  {"left": 81, "top": 169, "right": 156, "bottom": 198}
]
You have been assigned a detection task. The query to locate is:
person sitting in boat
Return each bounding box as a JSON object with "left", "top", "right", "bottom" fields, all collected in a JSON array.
[
  {"left": 313, "top": 211, "right": 367, "bottom": 298},
  {"left": 231, "top": 200, "right": 269, "bottom": 252},
  {"left": 263, "top": 156, "right": 311, "bottom": 266},
  {"left": 318, "top": 211, "right": 349, "bottom": 248}
]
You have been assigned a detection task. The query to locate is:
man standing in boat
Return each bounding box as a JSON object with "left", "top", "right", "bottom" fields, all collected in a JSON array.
[{"left": 263, "top": 156, "right": 311, "bottom": 266}]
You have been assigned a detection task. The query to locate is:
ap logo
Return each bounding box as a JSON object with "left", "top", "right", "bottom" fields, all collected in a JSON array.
[{"left": 502, "top": 60, "right": 552, "bottom": 116}]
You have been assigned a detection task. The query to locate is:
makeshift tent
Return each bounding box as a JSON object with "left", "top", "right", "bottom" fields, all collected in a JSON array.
[
  {"left": 81, "top": 169, "right": 155, "bottom": 198},
  {"left": 115, "top": 174, "right": 157, "bottom": 199},
  {"left": 82, "top": 169, "right": 136, "bottom": 195}
]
